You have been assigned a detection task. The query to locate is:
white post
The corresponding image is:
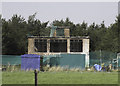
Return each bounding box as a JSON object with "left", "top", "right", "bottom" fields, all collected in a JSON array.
[
  {"left": 83, "top": 39, "right": 90, "bottom": 67},
  {"left": 47, "top": 39, "right": 50, "bottom": 53},
  {"left": 67, "top": 39, "right": 70, "bottom": 53}
]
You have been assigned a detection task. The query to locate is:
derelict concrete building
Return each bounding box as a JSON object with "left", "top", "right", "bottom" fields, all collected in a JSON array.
[{"left": 28, "top": 26, "right": 90, "bottom": 67}]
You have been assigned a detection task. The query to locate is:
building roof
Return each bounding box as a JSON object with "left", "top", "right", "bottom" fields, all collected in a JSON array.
[{"left": 28, "top": 36, "right": 90, "bottom": 39}]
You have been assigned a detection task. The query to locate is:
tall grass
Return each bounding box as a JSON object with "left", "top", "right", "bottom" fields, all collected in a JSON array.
[
  {"left": 1, "top": 65, "right": 95, "bottom": 72},
  {"left": 2, "top": 65, "right": 118, "bottom": 72},
  {"left": 45, "top": 66, "right": 85, "bottom": 72},
  {"left": 2, "top": 64, "right": 21, "bottom": 72}
]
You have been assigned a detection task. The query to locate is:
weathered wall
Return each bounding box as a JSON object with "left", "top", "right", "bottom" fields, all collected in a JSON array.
[
  {"left": 64, "top": 29, "right": 70, "bottom": 37},
  {"left": 28, "top": 38, "right": 35, "bottom": 54}
]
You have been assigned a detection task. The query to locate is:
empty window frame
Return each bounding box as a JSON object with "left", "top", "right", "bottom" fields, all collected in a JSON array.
[
  {"left": 70, "top": 39, "right": 82, "bottom": 52},
  {"left": 50, "top": 39, "right": 67, "bottom": 52},
  {"left": 34, "top": 39, "right": 47, "bottom": 52}
]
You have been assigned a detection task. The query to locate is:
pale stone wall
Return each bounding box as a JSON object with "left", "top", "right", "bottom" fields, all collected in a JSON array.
[
  {"left": 28, "top": 38, "right": 35, "bottom": 54},
  {"left": 64, "top": 29, "right": 70, "bottom": 37}
]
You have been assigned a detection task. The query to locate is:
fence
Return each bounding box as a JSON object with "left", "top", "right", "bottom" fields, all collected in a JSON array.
[
  {"left": 1, "top": 51, "right": 119, "bottom": 69},
  {"left": 89, "top": 51, "right": 117, "bottom": 68},
  {"left": 2, "top": 55, "right": 21, "bottom": 65},
  {"left": 49, "top": 54, "right": 85, "bottom": 69}
]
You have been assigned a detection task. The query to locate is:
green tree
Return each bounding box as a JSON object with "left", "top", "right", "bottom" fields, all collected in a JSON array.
[
  {"left": 27, "top": 13, "right": 49, "bottom": 36},
  {"left": 2, "top": 15, "right": 27, "bottom": 55}
]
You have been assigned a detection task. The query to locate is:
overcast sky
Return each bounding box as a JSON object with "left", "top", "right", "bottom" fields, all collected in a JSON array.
[
  {"left": 2, "top": 2, "right": 118, "bottom": 27},
  {"left": 118, "top": 1, "right": 120, "bottom": 14}
]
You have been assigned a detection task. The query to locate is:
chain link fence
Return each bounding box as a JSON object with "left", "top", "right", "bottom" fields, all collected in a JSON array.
[
  {"left": 1, "top": 51, "right": 119, "bottom": 70},
  {"left": 89, "top": 51, "right": 118, "bottom": 69}
]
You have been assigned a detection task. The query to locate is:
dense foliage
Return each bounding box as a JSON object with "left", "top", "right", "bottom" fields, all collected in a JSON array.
[{"left": 2, "top": 14, "right": 120, "bottom": 55}]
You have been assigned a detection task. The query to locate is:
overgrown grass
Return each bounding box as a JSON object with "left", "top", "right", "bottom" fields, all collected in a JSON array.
[
  {"left": 2, "top": 71, "right": 118, "bottom": 84},
  {"left": 2, "top": 65, "right": 119, "bottom": 84},
  {"left": 2, "top": 64, "right": 21, "bottom": 72}
]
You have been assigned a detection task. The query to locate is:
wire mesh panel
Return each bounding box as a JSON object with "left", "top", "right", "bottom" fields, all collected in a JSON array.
[
  {"left": 21, "top": 54, "right": 40, "bottom": 70},
  {"left": 89, "top": 51, "right": 117, "bottom": 67},
  {"left": 60, "top": 54, "right": 85, "bottom": 69},
  {"left": 2, "top": 55, "right": 21, "bottom": 65}
]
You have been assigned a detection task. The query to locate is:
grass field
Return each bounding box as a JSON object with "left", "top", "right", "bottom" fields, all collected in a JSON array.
[{"left": 2, "top": 71, "right": 118, "bottom": 84}]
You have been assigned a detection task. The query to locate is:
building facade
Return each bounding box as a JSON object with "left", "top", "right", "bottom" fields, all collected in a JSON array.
[{"left": 28, "top": 26, "right": 90, "bottom": 67}]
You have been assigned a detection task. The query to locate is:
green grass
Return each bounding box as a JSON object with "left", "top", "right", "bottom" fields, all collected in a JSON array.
[{"left": 2, "top": 71, "right": 118, "bottom": 84}]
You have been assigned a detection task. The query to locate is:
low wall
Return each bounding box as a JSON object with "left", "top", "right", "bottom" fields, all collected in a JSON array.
[{"left": 49, "top": 54, "right": 85, "bottom": 69}]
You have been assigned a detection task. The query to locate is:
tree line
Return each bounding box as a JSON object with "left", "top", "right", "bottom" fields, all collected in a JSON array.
[{"left": 1, "top": 13, "right": 120, "bottom": 55}]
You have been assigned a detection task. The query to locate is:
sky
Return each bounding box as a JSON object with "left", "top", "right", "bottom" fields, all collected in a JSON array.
[
  {"left": 118, "top": 1, "right": 120, "bottom": 14},
  {"left": 2, "top": 2, "right": 118, "bottom": 27}
]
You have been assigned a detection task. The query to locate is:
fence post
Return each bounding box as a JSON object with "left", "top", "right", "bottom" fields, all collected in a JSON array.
[{"left": 34, "top": 69, "right": 38, "bottom": 86}]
